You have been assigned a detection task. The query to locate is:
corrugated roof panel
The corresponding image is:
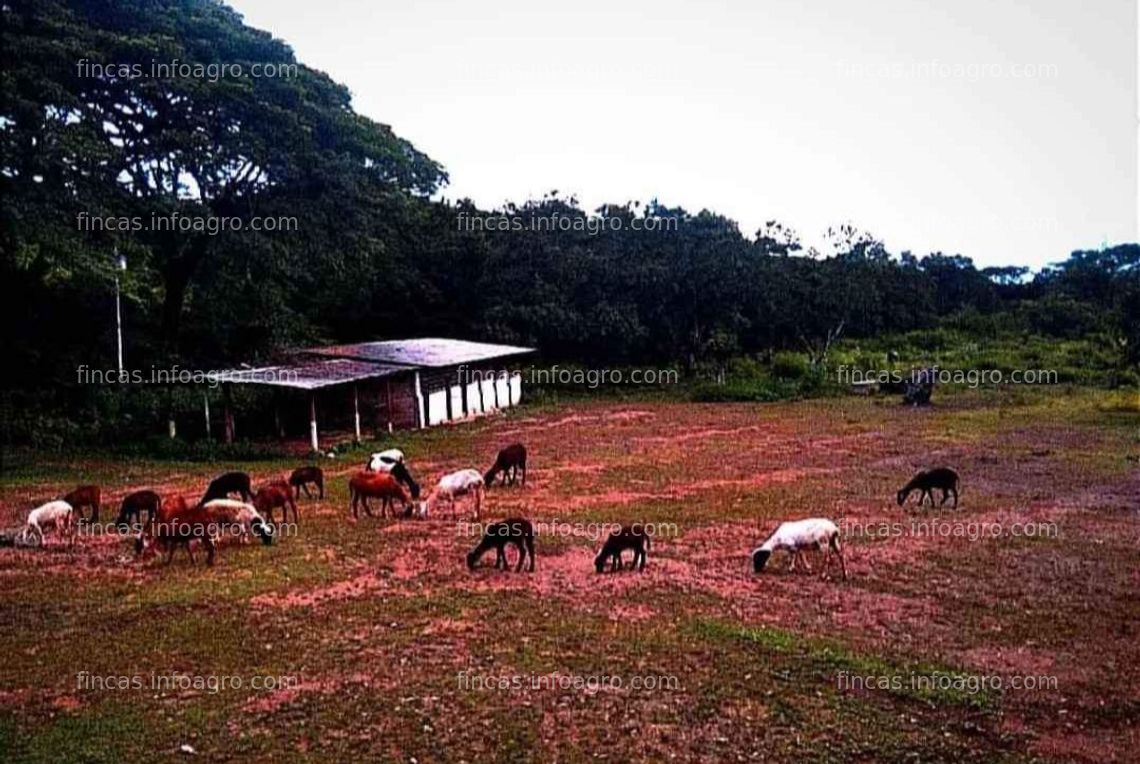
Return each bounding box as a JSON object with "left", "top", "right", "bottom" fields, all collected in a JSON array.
[
  {"left": 304, "top": 337, "right": 535, "bottom": 368},
  {"left": 213, "top": 358, "right": 408, "bottom": 390}
]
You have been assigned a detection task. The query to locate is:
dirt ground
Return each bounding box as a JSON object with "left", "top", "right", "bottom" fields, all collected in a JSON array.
[{"left": 1, "top": 389, "right": 1137, "bottom": 763}]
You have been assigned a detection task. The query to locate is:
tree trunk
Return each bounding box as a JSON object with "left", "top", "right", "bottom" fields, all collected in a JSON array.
[
  {"left": 159, "top": 240, "right": 208, "bottom": 349},
  {"left": 160, "top": 262, "right": 193, "bottom": 349}
]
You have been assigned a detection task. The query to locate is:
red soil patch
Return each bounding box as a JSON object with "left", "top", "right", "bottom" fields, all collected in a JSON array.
[
  {"left": 251, "top": 570, "right": 391, "bottom": 610},
  {"left": 4, "top": 397, "right": 1137, "bottom": 760}
]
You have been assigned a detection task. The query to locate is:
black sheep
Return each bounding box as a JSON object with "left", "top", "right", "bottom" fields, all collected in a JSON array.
[
  {"left": 199, "top": 471, "right": 253, "bottom": 506},
  {"left": 116, "top": 490, "right": 162, "bottom": 528},
  {"left": 484, "top": 443, "right": 527, "bottom": 487},
  {"left": 289, "top": 466, "right": 325, "bottom": 499},
  {"left": 467, "top": 518, "right": 535, "bottom": 572},
  {"left": 594, "top": 525, "right": 650, "bottom": 573},
  {"left": 390, "top": 461, "right": 421, "bottom": 501},
  {"left": 897, "top": 467, "right": 959, "bottom": 508}
]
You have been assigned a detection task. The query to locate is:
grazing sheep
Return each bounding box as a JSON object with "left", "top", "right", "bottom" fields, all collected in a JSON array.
[
  {"left": 116, "top": 490, "right": 162, "bottom": 528},
  {"left": 201, "top": 499, "right": 275, "bottom": 546},
  {"left": 594, "top": 525, "right": 649, "bottom": 573},
  {"left": 25, "top": 500, "right": 76, "bottom": 546},
  {"left": 897, "top": 467, "right": 959, "bottom": 508},
  {"left": 366, "top": 449, "right": 405, "bottom": 472},
  {"left": 484, "top": 443, "right": 527, "bottom": 487},
  {"left": 348, "top": 472, "right": 412, "bottom": 519},
  {"left": 63, "top": 485, "right": 101, "bottom": 523},
  {"left": 365, "top": 450, "right": 421, "bottom": 498},
  {"left": 135, "top": 496, "right": 217, "bottom": 565},
  {"left": 420, "top": 469, "right": 485, "bottom": 520},
  {"left": 289, "top": 466, "right": 324, "bottom": 499},
  {"left": 200, "top": 471, "right": 253, "bottom": 505},
  {"left": 752, "top": 518, "right": 847, "bottom": 579},
  {"left": 254, "top": 482, "right": 298, "bottom": 525},
  {"left": 390, "top": 462, "right": 421, "bottom": 500},
  {"left": 0, "top": 525, "right": 41, "bottom": 548},
  {"left": 467, "top": 518, "right": 536, "bottom": 572}
]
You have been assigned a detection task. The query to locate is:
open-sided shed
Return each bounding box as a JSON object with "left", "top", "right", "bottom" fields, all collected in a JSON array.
[
  {"left": 305, "top": 338, "right": 534, "bottom": 427},
  {"left": 211, "top": 338, "right": 534, "bottom": 450}
]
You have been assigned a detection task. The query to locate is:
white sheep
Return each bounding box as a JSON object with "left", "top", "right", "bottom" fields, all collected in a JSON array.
[
  {"left": 366, "top": 448, "right": 405, "bottom": 473},
  {"left": 201, "top": 499, "right": 274, "bottom": 545},
  {"left": 25, "top": 500, "right": 76, "bottom": 546},
  {"left": 751, "top": 518, "right": 846, "bottom": 579},
  {"left": 419, "top": 469, "right": 485, "bottom": 520}
]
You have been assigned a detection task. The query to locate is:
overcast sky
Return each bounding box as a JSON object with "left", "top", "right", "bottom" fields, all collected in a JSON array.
[{"left": 229, "top": 0, "right": 1137, "bottom": 269}]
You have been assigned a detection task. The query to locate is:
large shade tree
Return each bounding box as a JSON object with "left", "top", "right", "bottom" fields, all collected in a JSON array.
[{"left": 1, "top": 0, "right": 445, "bottom": 359}]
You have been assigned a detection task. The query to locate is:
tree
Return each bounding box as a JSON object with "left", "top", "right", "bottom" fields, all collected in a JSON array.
[{"left": 2, "top": 0, "right": 444, "bottom": 351}]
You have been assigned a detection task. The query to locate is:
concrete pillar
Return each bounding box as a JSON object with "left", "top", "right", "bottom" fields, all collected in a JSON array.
[
  {"left": 309, "top": 393, "right": 319, "bottom": 452},
  {"left": 414, "top": 371, "right": 426, "bottom": 429},
  {"left": 202, "top": 392, "right": 211, "bottom": 440},
  {"left": 223, "top": 385, "right": 235, "bottom": 443},
  {"left": 353, "top": 384, "right": 362, "bottom": 443}
]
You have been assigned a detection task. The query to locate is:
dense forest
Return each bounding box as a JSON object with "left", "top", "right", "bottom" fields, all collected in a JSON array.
[{"left": 2, "top": 0, "right": 1137, "bottom": 446}]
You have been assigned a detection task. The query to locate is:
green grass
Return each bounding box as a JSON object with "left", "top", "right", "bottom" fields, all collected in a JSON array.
[
  {"left": 2, "top": 388, "right": 1135, "bottom": 762},
  {"left": 691, "top": 618, "right": 997, "bottom": 710}
]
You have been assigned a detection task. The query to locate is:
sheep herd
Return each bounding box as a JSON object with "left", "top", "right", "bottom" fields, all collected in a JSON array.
[{"left": 7, "top": 442, "right": 962, "bottom": 581}]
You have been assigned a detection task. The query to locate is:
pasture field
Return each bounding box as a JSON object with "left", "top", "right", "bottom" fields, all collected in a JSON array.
[{"left": 1, "top": 389, "right": 1137, "bottom": 763}]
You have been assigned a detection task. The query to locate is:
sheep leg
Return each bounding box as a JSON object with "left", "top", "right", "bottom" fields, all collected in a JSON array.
[
  {"left": 951, "top": 487, "right": 958, "bottom": 508},
  {"left": 526, "top": 536, "right": 535, "bottom": 572},
  {"left": 514, "top": 541, "right": 525, "bottom": 572},
  {"left": 830, "top": 537, "right": 848, "bottom": 580},
  {"left": 940, "top": 488, "right": 950, "bottom": 506},
  {"left": 799, "top": 551, "right": 813, "bottom": 573},
  {"left": 637, "top": 547, "right": 646, "bottom": 571},
  {"left": 495, "top": 545, "right": 507, "bottom": 570},
  {"left": 203, "top": 536, "right": 216, "bottom": 566}
]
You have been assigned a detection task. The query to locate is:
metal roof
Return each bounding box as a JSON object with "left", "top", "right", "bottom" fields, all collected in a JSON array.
[
  {"left": 304, "top": 337, "right": 535, "bottom": 368},
  {"left": 213, "top": 358, "right": 408, "bottom": 390}
]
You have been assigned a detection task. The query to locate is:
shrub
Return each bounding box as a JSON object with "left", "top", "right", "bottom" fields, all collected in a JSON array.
[
  {"left": 690, "top": 378, "right": 801, "bottom": 403},
  {"left": 113, "top": 436, "right": 288, "bottom": 462},
  {"left": 771, "top": 352, "right": 809, "bottom": 380}
]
